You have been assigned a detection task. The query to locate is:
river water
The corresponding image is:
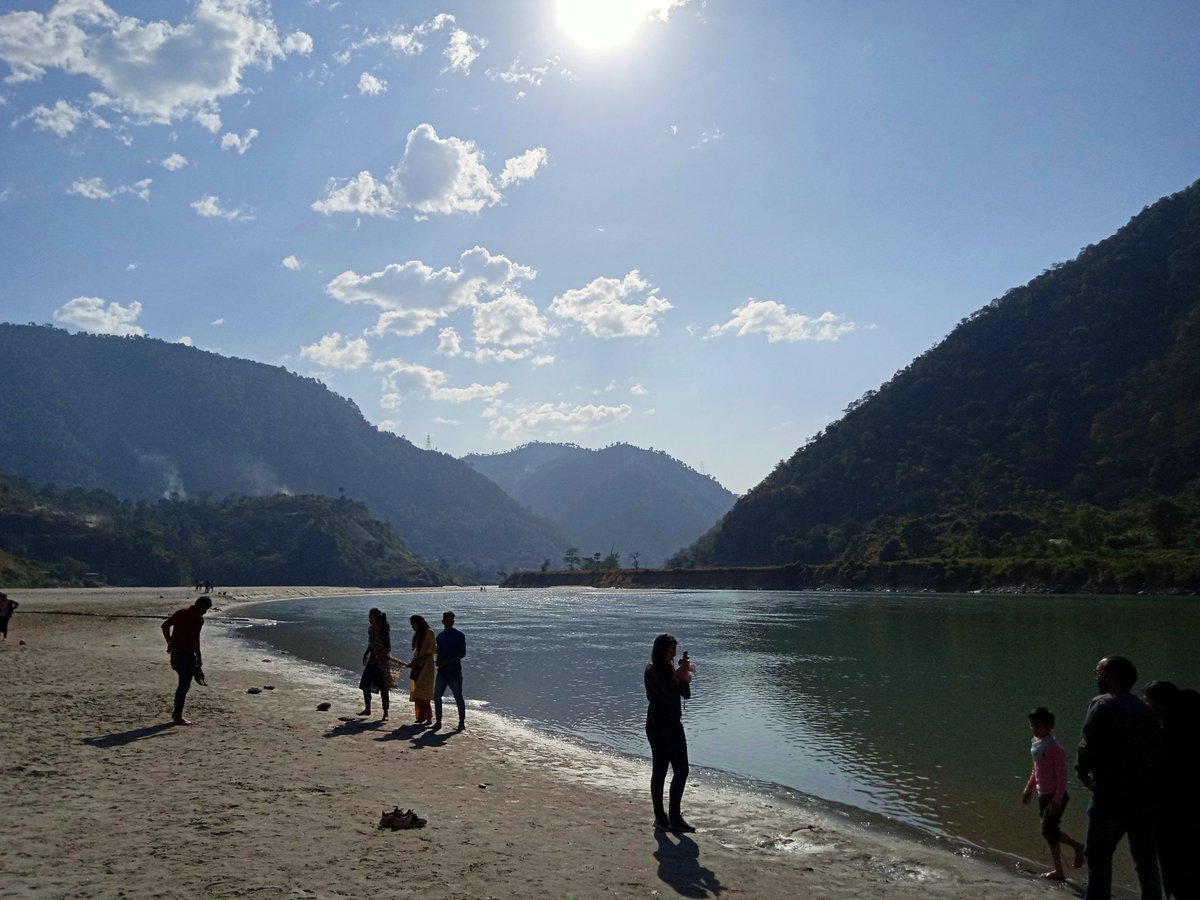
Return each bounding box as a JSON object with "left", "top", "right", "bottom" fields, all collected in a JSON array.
[{"left": 236, "top": 588, "right": 1200, "bottom": 882}]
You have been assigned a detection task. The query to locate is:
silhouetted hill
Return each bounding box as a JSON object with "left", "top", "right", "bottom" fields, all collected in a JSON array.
[
  {"left": 675, "top": 179, "right": 1200, "bottom": 587},
  {"left": 0, "top": 325, "right": 568, "bottom": 576},
  {"left": 463, "top": 442, "right": 737, "bottom": 567},
  {"left": 0, "top": 473, "right": 446, "bottom": 588}
]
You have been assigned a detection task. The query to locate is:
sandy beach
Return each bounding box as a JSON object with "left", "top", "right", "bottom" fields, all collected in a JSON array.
[{"left": 0, "top": 588, "right": 1069, "bottom": 899}]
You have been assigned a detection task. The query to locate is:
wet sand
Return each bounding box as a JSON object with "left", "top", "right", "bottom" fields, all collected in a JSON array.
[{"left": 0, "top": 587, "right": 1069, "bottom": 899}]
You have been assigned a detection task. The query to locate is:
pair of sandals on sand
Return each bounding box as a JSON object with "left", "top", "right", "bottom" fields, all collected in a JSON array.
[{"left": 379, "top": 806, "right": 426, "bottom": 830}]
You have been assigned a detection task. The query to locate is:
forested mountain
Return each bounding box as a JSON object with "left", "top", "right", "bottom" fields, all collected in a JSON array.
[
  {"left": 463, "top": 442, "right": 736, "bottom": 567},
  {"left": 0, "top": 325, "right": 567, "bottom": 576},
  {"left": 675, "top": 179, "right": 1200, "bottom": 587},
  {"left": 0, "top": 473, "right": 446, "bottom": 588}
]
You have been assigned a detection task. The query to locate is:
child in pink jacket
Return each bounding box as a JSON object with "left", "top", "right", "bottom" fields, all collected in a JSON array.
[{"left": 1021, "top": 706, "right": 1085, "bottom": 881}]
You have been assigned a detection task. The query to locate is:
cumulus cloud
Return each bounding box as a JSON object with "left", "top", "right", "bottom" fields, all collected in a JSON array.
[
  {"left": 549, "top": 270, "right": 672, "bottom": 338},
  {"left": 325, "top": 246, "right": 535, "bottom": 337},
  {"left": 472, "top": 291, "right": 548, "bottom": 347},
  {"left": 442, "top": 28, "right": 485, "bottom": 74},
  {"left": 497, "top": 147, "right": 548, "bottom": 188},
  {"left": 486, "top": 57, "right": 557, "bottom": 87},
  {"left": 0, "top": 1, "right": 312, "bottom": 126},
  {"left": 312, "top": 124, "right": 545, "bottom": 219},
  {"left": 707, "top": 299, "right": 856, "bottom": 343},
  {"left": 15, "top": 99, "right": 82, "bottom": 136},
  {"left": 177, "top": 335, "right": 193, "bottom": 346},
  {"left": 357, "top": 72, "right": 386, "bottom": 95},
  {"left": 220, "top": 127, "right": 259, "bottom": 154},
  {"left": 191, "top": 194, "right": 252, "bottom": 220},
  {"left": 437, "top": 326, "right": 463, "bottom": 356},
  {"left": 373, "top": 357, "right": 508, "bottom": 406},
  {"left": 300, "top": 332, "right": 370, "bottom": 369},
  {"left": 631, "top": 383, "right": 647, "bottom": 395},
  {"left": 483, "top": 401, "right": 631, "bottom": 440},
  {"left": 162, "top": 152, "right": 188, "bottom": 171},
  {"left": 69, "top": 176, "right": 151, "bottom": 201},
  {"left": 53, "top": 296, "right": 144, "bottom": 336},
  {"left": 281, "top": 255, "right": 301, "bottom": 270}
]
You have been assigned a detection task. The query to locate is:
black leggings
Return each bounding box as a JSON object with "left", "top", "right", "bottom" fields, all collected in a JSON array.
[
  {"left": 647, "top": 723, "right": 689, "bottom": 820},
  {"left": 359, "top": 664, "right": 389, "bottom": 711}
]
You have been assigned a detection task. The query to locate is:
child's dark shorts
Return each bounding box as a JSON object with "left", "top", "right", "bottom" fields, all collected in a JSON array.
[{"left": 1037, "top": 792, "right": 1069, "bottom": 843}]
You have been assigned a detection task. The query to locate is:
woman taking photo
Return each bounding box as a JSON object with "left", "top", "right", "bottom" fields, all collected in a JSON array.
[
  {"left": 358, "top": 608, "right": 394, "bottom": 721},
  {"left": 644, "top": 632, "right": 695, "bottom": 832},
  {"left": 408, "top": 615, "right": 438, "bottom": 725}
]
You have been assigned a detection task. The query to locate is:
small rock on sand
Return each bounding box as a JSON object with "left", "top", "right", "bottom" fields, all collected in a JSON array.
[
  {"left": 316, "top": 702, "right": 332, "bottom": 711},
  {"left": 247, "top": 687, "right": 262, "bottom": 694}
]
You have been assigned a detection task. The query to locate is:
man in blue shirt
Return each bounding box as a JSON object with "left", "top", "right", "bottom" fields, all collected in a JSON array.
[{"left": 432, "top": 611, "right": 466, "bottom": 732}]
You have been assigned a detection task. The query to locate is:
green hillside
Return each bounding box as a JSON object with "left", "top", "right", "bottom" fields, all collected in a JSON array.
[
  {"left": 0, "top": 473, "right": 446, "bottom": 588},
  {"left": 674, "top": 179, "right": 1200, "bottom": 590},
  {"left": 463, "top": 442, "right": 737, "bottom": 567},
  {"left": 0, "top": 324, "right": 568, "bottom": 576}
]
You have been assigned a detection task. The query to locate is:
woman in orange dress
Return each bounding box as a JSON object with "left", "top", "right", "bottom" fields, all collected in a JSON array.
[{"left": 408, "top": 615, "right": 437, "bottom": 725}]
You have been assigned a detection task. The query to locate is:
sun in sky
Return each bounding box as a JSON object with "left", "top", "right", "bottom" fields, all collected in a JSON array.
[{"left": 556, "top": 0, "right": 676, "bottom": 50}]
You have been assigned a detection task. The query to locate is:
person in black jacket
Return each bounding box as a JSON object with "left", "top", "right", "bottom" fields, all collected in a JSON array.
[{"left": 644, "top": 632, "right": 695, "bottom": 833}]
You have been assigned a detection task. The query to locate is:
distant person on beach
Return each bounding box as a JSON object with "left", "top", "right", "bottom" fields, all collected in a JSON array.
[
  {"left": 161, "top": 596, "right": 212, "bottom": 725},
  {"left": 407, "top": 615, "right": 437, "bottom": 726},
  {"left": 0, "top": 592, "right": 18, "bottom": 640},
  {"left": 1142, "top": 681, "right": 1200, "bottom": 900},
  {"left": 1076, "top": 655, "right": 1164, "bottom": 900},
  {"left": 358, "top": 608, "right": 394, "bottom": 721},
  {"left": 432, "top": 611, "right": 466, "bottom": 732},
  {"left": 644, "top": 632, "right": 695, "bottom": 833},
  {"left": 1022, "top": 706, "right": 1085, "bottom": 881}
]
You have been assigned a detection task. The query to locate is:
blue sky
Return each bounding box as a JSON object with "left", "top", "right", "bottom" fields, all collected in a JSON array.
[{"left": 1, "top": 1, "right": 1198, "bottom": 494}]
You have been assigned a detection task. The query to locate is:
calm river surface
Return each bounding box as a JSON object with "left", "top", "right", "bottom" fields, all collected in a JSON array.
[{"left": 237, "top": 588, "right": 1200, "bottom": 875}]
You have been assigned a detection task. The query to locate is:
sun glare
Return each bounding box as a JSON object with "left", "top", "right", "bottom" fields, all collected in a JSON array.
[{"left": 556, "top": 0, "right": 657, "bottom": 51}]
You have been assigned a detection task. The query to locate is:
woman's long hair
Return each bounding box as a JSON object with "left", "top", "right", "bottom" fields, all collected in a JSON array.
[
  {"left": 369, "top": 608, "right": 391, "bottom": 650},
  {"left": 410, "top": 614, "right": 430, "bottom": 649},
  {"left": 649, "top": 632, "right": 677, "bottom": 681}
]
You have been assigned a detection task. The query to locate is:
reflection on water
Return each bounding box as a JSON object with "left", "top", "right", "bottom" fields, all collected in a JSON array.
[{"left": 238, "top": 588, "right": 1200, "bottom": 880}]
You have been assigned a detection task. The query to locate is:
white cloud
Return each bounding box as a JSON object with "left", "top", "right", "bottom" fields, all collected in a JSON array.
[
  {"left": 630, "top": 383, "right": 647, "bottom": 395},
  {"left": 211, "top": 317, "right": 224, "bottom": 325},
  {"left": 68, "top": 176, "right": 151, "bottom": 201},
  {"left": 326, "top": 246, "right": 535, "bottom": 337},
  {"left": 497, "top": 147, "right": 548, "bottom": 188},
  {"left": 357, "top": 72, "right": 386, "bottom": 95},
  {"left": 177, "top": 335, "right": 193, "bottom": 346},
  {"left": 281, "top": 255, "right": 302, "bottom": 270},
  {"left": 195, "top": 110, "right": 222, "bottom": 133},
  {"left": 0, "top": 1, "right": 311, "bottom": 127},
  {"left": 310, "top": 170, "right": 394, "bottom": 216},
  {"left": 300, "top": 331, "right": 370, "bottom": 369},
  {"left": 707, "top": 299, "right": 856, "bottom": 343},
  {"left": 484, "top": 401, "right": 631, "bottom": 440},
  {"left": 373, "top": 357, "right": 507, "bottom": 405},
  {"left": 191, "top": 194, "right": 252, "bottom": 220},
  {"left": 487, "top": 57, "right": 553, "bottom": 87},
  {"left": 442, "top": 28, "right": 485, "bottom": 74},
  {"left": 68, "top": 177, "right": 113, "bottom": 200},
  {"left": 53, "top": 296, "right": 144, "bottom": 336},
  {"left": 437, "top": 326, "right": 463, "bottom": 356},
  {"left": 692, "top": 126, "right": 725, "bottom": 148},
  {"left": 283, "top": 31, "right": 313, "bottom": 55},
  {"left": 15, "top": 99, "right": 82, "bottom": 136},
  {"left": 162, "top": 152, "right": 188, "bottom": 171},
  {"left": 549, "top": 270, "right": 672, "bottom": 338},
  {"left": 220, "top": 127, "right": 259, "bottom": 154},
  {"left": 126, "top": 261, "right": 141, "bottom": 270},
  {"left": 433, "top": 416, "right": 461, "bottom": 426},
  {"left": 312, "top": 124, "right": 543, "bottom": 219},
  {"left": 532, "top": 354, "right": 555, "bottom": 366},
  {"left": 472, "top": 291, "right": 548, "bottom": 347}
]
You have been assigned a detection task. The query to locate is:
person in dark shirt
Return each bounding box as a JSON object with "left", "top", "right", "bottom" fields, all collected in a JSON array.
[
  {"left": 161, "top": 596, "right": 211, "bottom": 726},
  {"left": 1143, "top": 681, "right": 1200, "bottom": 900},
  {"left": 644, "top": 632, "right": 695, "bottom": 833},
  {"left": 1076, "top": 655, "right": 1164, "bottom": 900},
  {"left": 0, "top": 592, "right": 19, "bottom": 640},
  {"left": 432, "top": 611, "right": 466, "bottom": 732}
]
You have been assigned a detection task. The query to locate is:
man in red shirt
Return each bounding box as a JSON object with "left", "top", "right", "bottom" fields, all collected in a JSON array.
[{"left": 161, "top": 596, "right": 212, "bottom": 725}]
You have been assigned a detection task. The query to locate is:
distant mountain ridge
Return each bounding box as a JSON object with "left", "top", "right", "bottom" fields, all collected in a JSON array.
[
  {"left": 0, "top": 324, "right": 567, "bottom": 576},
  {"left": 675, "top": 178, "right": 1200, "bottom": 582},
  {"left": 463, "top": 442, "right": 737, "bottom": 567}
]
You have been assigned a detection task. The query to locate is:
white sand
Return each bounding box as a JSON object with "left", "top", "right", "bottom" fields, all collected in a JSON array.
[{"left": 0, "top": 587, "right": 1069, "bottom": 899}]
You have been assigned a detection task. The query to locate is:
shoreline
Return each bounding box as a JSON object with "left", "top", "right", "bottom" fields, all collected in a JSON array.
[{"left": 1, "top": 587, "right": 1062, "bottom": 898}]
